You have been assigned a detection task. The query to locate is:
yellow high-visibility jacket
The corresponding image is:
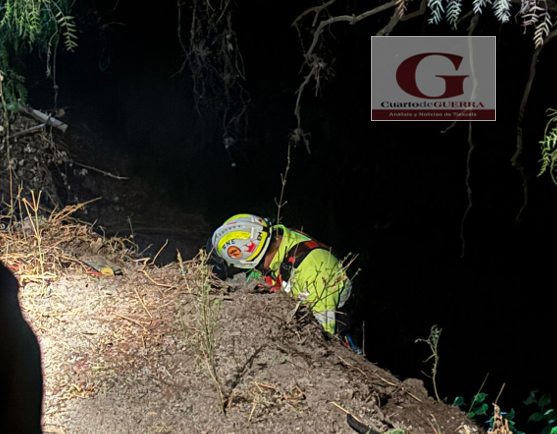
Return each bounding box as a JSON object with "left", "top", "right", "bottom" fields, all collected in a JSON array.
[{"left": 265, "top": 225, "right": 351, "bottom": 334}]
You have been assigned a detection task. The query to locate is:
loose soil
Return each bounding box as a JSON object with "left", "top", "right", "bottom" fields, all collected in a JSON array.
[{"left": 17, "top": 257, "right": 484, "bottom": 434}]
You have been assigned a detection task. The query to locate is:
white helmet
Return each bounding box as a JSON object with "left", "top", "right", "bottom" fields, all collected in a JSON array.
[{"left": 211, "top": 214, "right": 271, "bottom": 269}]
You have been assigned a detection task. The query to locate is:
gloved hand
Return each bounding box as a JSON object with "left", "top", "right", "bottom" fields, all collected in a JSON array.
[
  {"left": 255, "top": 275, "right": 281, "bottom": 293},
  {"left": 254, "top": 283, "right": 281, "bottom": 293},
  {"left": 247, "top": 270, "right": 281, "bottom": 293}
]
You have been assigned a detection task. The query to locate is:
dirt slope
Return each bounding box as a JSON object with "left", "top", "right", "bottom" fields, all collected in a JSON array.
[
  {"left": 1, "top": 119, "right": 484, "bottom": 433},
  {"left": 14, "top": 251, "right": 484, "bottom": 434}
]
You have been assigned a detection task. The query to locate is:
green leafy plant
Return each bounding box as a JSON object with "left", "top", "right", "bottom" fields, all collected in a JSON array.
[
  {"left": 454, "top": 392, "right": 489, "bottom": 419},
  {"left": 454, "top": 391, "right": 557, "bottom": 434},
  {"left": 55, "top": 10, "right": 78, "bottom": 52},
  {"left": 538, "top": 109, "right": 557, "bottom": 186},
  {"left": 524, "top": 391, "right": 557, "bottom": 434},
  {"left": 415, "top": 324, "right": 442, "bottom": 402},
  {"left": 428, "top": 0, "right": 551, "bottom": 46},
  {"left": 454, "top": 393, "right": 523, "bottom": 434},
  {"left": 0, "top": 0, "right": 78, "bottom": 105}
]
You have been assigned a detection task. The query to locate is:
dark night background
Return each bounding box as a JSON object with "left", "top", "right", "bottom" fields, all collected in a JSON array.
[{"left": 21, "top": 0, "right": 557, "bottom": 423}]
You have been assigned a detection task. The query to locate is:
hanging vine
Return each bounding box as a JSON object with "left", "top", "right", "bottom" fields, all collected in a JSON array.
[
  {"left": 289, "top": 0, "right": 557, "bottom": 235},
  {"left": 176, "top": 0, "right": 249, "bottom": 165}
]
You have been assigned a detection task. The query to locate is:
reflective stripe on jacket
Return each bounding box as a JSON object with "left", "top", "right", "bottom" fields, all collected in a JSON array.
[{"left": 266, "top": 225, "right": 351, "bottom": 334}]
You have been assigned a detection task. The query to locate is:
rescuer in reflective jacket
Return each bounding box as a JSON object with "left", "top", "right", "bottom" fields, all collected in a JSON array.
[{"left": 207, "top": 213, "right": 352, "bottom": 335}]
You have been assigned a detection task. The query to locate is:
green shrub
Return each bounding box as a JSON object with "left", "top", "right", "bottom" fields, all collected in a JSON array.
[{"left": 454, "top": 391, "right": 557, "bottom": 434}]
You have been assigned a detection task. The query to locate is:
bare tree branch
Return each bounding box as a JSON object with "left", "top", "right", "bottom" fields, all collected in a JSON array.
[
  {"left": 292, "top": 0, "right": 338, "bottom": 29},
  {"left": 305, "top": 1, "right": 397, "bottom": 61},
  {"left": 378, "top": 0, "right": 428, "bottom": 35},
  {"left": 400, "top": 0, "right": 428, "bottom": 21},
  {"left": 293, "top": 0, "right": 432, "bottom": 152}
]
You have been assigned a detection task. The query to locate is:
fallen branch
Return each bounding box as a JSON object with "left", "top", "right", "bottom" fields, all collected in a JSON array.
[{"left": 22, "top": 105, "right": 68, "bottom": 133}]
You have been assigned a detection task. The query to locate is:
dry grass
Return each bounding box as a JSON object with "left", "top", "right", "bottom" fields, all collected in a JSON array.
[
  {"left": 0, "top": 191, "right": 235, "bottom": 427},
  {"left": 0, "top": 192, "right": 191, "bottom": 412},
  {"left": 490, "top": 404, "right": 513, "bottom": 434},
  {"left": 178, "top": 250, "right": 225, "bottom": 410},
  {"left": 0, "top": 192, "right": 137, "bottom": 288}
]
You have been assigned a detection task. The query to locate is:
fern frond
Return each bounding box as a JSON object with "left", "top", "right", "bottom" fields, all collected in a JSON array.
[
  {"left": 538, "top": 109, "right": 557, "bottom": 182},
  {"left": 493, "top": 0, "right": 511, "bottom": 22},
  {"left": 473, "top": 0, "right": 491, "bottom": 14},
  {"left": 428, "top": 0, "right": 445, "bottom": 24},
  {"left": 56, "top": 12, "right": 78, "bottom": 51},
  {"left": 539, "top": 152, "right": 551, "bottom": 176},
  {"left": 521, "top": 0, "right": 541, "bottom": 27},
  {"left": 25, "top": 7, "right": 42, "bottom": 45},
  {"left": 0, "top": 1, "right": 14, "bottom": 29},
  {"left": 447, "top": 0, "right": 462, "bottom": 28},
  {"left": 534, "top": 10, "right": 552, "bottom": 48}
]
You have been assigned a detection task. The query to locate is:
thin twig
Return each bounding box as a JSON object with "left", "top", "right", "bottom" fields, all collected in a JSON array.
[
  {"left": 72, "top": 161, "right": 130, "bottom": 180},
  {"left": 114, "top": 313, "right": 149, "bottom": 328},
  {"left": 133, "top": 286, "right": 153, "bottom": 320},
  {"left": 494, "top": 383, "right": 506, "bottom": 406},
  {"left": 468, "top": 373, "right": 489, "bottom": 414},
  {"left": 8, "top": 124, "right": 47, "bottom": 139},
  {"left": 141, "top": 269, "right": 175, "bottom": 289},
  {"left": 275, "top": 143, "right": 291, "bottom": 226},
  {"left": 331, "top": 401, "right": 359, "bottom": 419},
  {"left": 428, "top": 414, "right": 442, "bottom": 434},
  {"left": 150, "top": 239, "right": 169, "bottom": 265}
]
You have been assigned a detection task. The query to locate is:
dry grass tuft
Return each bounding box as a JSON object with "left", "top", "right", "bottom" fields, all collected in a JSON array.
[
  {"left": 178, "top": 250, "right": 226, "bottom": 409},
  {"left": 0, "top": 191, "right": 137, "bottom": 290},
  {"left": 1, "top": 195, "right": 200, "bottom": 422}
]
